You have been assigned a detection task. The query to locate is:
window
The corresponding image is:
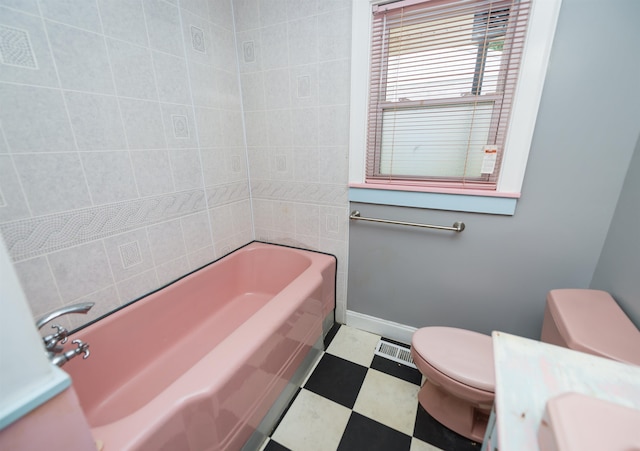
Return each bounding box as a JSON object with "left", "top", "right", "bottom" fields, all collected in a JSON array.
[
  {"left": 350, "top": 0, "right": 561, "bottom": 214},
  {"left": 366, "top": 0, "right": 531, "bottom": 190}
]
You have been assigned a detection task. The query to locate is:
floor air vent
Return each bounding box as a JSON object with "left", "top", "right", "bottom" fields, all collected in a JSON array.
[{"left": 374, "top": 340, "right": 417, "bottom": 369}]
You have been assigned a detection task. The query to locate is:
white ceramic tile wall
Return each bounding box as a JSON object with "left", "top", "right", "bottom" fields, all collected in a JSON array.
[
  {"left": 233, "top": 0, "right": 351, "bottom": 322},
  {"left": 1, "top": 0, "right": 352, "bottom": 330},
  {"left": 0, "top": 0, "right": 252, "bottom": 330}
]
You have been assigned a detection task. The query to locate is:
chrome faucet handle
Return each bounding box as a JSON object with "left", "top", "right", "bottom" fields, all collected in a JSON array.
[
  {"left": 43, "top": 324, "right": 69, "bottom": 352},
  {"left": 50, "top": 339, "right": 90, "bottom": 367},
  {"left": 72, "top": 339, "right": 90, "bottom": 359},
  {"left": 54, "top": 324, "right": 68, "bottom": 343},
  {"left": 49, "top": 324, "right": 68, "bottom": 343}
]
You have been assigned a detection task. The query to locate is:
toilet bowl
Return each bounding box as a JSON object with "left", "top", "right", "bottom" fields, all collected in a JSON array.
[
  {"left": 411, "top": 327, "right": 495, "bottom": 442},
  {"left": 411, "top": 289, "right": 640, "bottom": 443}
]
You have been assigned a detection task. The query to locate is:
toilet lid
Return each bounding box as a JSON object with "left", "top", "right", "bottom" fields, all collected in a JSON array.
[{"left": 412, "top": 327, "right": 495, "bottom": 392}]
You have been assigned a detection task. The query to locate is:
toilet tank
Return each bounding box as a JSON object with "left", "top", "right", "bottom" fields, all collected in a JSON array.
[{"left": 540, "top": 289, "right": 640, "bottom": 366}]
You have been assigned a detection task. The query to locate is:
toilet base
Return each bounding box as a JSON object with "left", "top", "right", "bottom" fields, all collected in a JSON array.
[{"left": 418, "top": 379, "right": 490, "bottom": 443}]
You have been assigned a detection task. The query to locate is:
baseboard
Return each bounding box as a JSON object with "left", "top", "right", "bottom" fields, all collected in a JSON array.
[{"left": 345, "top": 310, "right": 417, "bottom": 345}]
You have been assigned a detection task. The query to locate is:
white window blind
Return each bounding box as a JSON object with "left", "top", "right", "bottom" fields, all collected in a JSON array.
[{"left": 366, "top": 0, "right": 531, "bottom": 190}]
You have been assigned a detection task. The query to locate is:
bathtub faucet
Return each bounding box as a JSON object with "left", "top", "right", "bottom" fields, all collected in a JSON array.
[{"left": 36, "top": 302, "right": 94, "bottom": 366}]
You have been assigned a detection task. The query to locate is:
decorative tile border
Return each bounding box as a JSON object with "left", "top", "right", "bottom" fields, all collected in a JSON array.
[
  {"left": 250, "top": 180, "right": 347, "bottom": 206},
  {"left": 206, "top": 180, "right": 250, "bottom": 207},
  {"left": 1, "top": 189, "right": 207, "bottom": 261}
]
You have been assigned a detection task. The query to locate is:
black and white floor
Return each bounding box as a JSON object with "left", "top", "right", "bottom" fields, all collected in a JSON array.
[{"left": 259, "top": 325, "right": 482, "bottom": 451}]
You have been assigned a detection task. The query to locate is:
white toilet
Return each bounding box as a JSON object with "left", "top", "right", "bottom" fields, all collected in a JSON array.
[{"left": 410, "top": 289, "right": 640, "bottom": 442}]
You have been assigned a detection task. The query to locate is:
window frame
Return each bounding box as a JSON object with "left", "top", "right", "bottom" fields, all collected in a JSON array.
[
  {"left": 349, "top": 0, "right": 562, "bottom": 213},
  {"left": 369, "top": 1, "right": 521, "bottom": 188}
]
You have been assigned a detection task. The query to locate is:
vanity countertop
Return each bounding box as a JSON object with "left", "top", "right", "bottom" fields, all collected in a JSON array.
[{"left": 488, "top": 332, "right": 640, "bottom": 450}]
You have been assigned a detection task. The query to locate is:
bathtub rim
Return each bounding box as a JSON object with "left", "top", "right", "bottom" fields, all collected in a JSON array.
[{"left": 69, "top": 240, "right": 338, "bottom": 336}]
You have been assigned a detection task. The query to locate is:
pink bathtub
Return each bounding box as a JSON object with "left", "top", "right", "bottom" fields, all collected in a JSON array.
[{"left": 64, "top": 242, "right": 336, "bottom": 450}]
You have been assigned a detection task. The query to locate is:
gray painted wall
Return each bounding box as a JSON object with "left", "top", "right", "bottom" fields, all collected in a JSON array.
[
  {"left": 590, "top": 136, "right": 640, "bottom": 327},
  {"left": 347, "top": 0, "right": 640, "bottom": 339}
]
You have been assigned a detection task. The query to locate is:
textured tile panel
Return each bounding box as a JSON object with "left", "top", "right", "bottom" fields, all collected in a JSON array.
[
  {"left": 1, "top": 189, "right": 206, "bottom": 261},
  {"left": 242, "top": 40, "right": 255, "bottom": 62},
  {"left": 190, "top": 25, "right": 205, "bottom": 53},
  {"left": 0, "top": 24, "right": 37, "bottom": 68},
  {"left": 119, "top": 240, "right": 142, "bottom": 268},
  {"left": 171, "top": 114, "right": 190, "bottom": 138}
]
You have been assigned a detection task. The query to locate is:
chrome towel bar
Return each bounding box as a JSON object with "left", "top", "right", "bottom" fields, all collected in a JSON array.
[{"left": 349, "top": 210, "right": 465, "bottom": 233}]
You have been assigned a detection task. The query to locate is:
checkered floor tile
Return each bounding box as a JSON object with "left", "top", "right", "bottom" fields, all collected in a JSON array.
[{"left": 259, "top": 325, "right": 482, "bottom": 451}]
